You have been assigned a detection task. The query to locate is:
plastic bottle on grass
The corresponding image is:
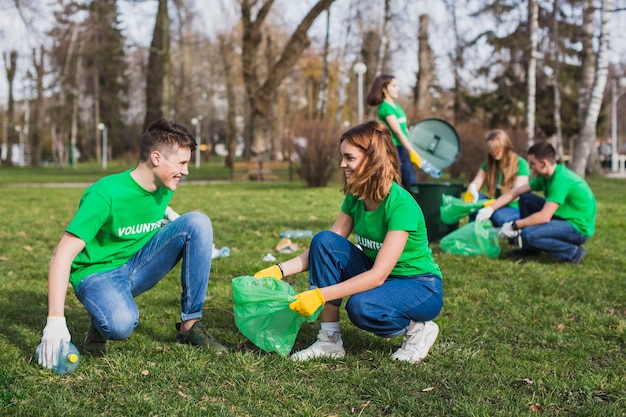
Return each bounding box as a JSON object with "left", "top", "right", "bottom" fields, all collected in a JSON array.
[
  {"left": 420, "top": 158, "right": 442, "bottom": 178},
  {"left": 219, "top": 246, "right": 230, "bottom": 257},
  {"left": 279, "top": 230, "right": 314, "bottom": 239},
  {"left": 36, "top": 342, "right": 80, "bottom": 374}
]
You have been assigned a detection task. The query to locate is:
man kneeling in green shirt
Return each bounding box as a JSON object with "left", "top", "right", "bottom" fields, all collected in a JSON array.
[
  {"left": 37, "top": 119, "right": 227, "bottom": 371},
  {"left": 477, "top": 141, "right": 596, "bottom": 264}
]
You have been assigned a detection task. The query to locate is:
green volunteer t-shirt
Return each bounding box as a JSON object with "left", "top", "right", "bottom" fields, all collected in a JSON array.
[
  {"left": 378, "top": 100, "right": 408, "bottom": 147},
  {"left": 66, "top": 169, "right": 173, "bottom": 289},
  {"left": 341, "top": 182, "right": 441, "bottom": 278},
  {"left": 480, "top": 156, "right": 530, "bottom": 208},
  {"left": 528, "top": 164, "right": 596, "bottom": 237}
]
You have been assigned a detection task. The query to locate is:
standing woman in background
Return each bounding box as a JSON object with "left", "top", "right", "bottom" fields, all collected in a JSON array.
[
  {"left": 367, "top": 74, "right": 422, "bottom": 191},
  {"left": 465, "top": 129, "right": 530, "bottom": 227}
]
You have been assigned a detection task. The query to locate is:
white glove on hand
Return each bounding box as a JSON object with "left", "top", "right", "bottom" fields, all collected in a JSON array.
[
  {"left": 38, "top": 316, "right": 71, "bottom": 369},
  {"left": 498, "top": 221, "right": 520, "bottom": 239},
  {"left": 464, "top": 184, "right": 479, "bottom": 203},
  {"left": 164, "top": 206, "right": 180, "bottom": 223},
  {"left": 475, "top": 206, "right": 494, "bottom": 222}
]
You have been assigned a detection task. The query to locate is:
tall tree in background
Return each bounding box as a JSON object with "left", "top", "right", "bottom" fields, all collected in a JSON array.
[
  {"left": 549, "top": 0, "right": 564, "bottom": 161},
  {"left": 143, "top": 0, "right": 170, "bottom": 132},
  {"left": 29, "top": 46, "right": 45, "bottom": 167},
  {"left": 413, "top": 14, "right": 434, "bottom": 119},
  {"left": 240, "top": 0, "right": 336, "bottom": 159},
  {"left": 374, "top": 0, "right": 391, "bottom": 76},
  {"left": 3, "top": 50, "right": 18, "bottom": 166},
  {"left": 572, "top": 0, "right": 612, "bottom": 176},
  {"left": 526, "top": 0, "right": 538, "bottom": 148},
  {"left": 83, "top": 0, "right": 128, "bottom": 161}
]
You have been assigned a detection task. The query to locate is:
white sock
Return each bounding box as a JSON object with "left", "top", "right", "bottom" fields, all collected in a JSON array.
[
  {"left": 321, "top": 322, "right": 340, "bottom": 336},
  {"left": 407, "top": 321, "right": 425, "bottom": 335}
]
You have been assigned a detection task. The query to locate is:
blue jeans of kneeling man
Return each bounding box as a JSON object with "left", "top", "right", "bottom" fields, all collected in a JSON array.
[
  {"left": 519, "top": 193, "right": 588, "bottom": 262},
  {"left": 75, "top": 212, "right": 213, "bottom": 340}
]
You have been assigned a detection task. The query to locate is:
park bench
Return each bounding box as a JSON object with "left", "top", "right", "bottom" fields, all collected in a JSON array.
[{"left": 230, "top": 160, "right": 295, "bottom": 182}]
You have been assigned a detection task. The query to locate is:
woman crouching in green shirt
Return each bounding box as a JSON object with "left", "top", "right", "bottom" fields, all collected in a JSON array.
[{"left": 254, "top": 120, "right": 443, "bottom": 363}]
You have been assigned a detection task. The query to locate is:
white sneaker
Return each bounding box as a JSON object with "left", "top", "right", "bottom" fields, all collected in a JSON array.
[
  {"left": 291, "top": 330, "right": 345, "bottom": 361},
  {"left": 392, "top": 321, "right": 439, "bottom": 363}
]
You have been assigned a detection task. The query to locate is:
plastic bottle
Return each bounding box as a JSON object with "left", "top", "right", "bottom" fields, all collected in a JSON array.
[
  {"left": 35, "top": 342, "right": 80, "bottom": 374},
  {"left": 420, "top": 158, "right": 442, "bottom": 178},
  {"left": 279, "top": 230, "right": 314, "bottom": 239},
  {"left": 219, "top": 246, "right": 230, "bottom": 257}
]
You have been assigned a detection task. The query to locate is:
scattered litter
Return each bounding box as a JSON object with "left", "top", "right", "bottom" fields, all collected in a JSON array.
[
  {"left": 212, "top": 244, "right": 230, "bottom": 258},
  {"left": 276, "top": 238, "right": 298, "bottom": 253},
  {"left": 263, "top": 253, "right": 277, "bottom": 262}
]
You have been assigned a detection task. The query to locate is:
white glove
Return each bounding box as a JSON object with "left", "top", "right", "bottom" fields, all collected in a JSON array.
[
  {"left": 475, "top": 206, "right": 494, "bottom": 222},
  {"left": 498, "top": 221, "right": 520, "bottom": 239},
  {"left": 38, "top": 316, "right": 71, "bottom": 369},
  {"left": 164, "top": 206, "right": 180, "bottom": 223},
  {"left": 464, "top": 184, "right": 479, "bottom": 203}
]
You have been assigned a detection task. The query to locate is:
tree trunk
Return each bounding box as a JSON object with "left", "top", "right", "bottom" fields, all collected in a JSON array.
[
  {"left": 30, "top": 46, "right": 45, "bottom": 167},
  {"left": 3, "top": 50, "right": 18, "bottom": 167},
  {"left": 551, "top": 0, "right": 564, "bottom": 161},
  {"left": 578, "top": 0, "right": 595, "bottom": 125},
  {"left": 333, "top": 0, "right": 355, "bottom": 124},
  {"left": 218, "top": 33, "right": 238, "bottom": 169},
  {"left": 571, "top": 0, "right": 612, "bottom": 177},
  {"left": 315, "top": 8, "right": 331, "bottom": 120},
  {"left": 144, "top": 0, "right": 169, "bottom": 131},
  {"left": 526, "top": 0, "right": 538, "bottom": 148},
  {"left": 375, "top": 0, "right": 391, "bottom": 76},
  {"left": 414, "top": 14, "right": 433, "bottom": 119}
]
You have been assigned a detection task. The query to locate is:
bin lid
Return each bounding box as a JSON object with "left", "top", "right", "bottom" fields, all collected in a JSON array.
[{"left": 408, "top": 118, "right": 461, "bottom": 169}]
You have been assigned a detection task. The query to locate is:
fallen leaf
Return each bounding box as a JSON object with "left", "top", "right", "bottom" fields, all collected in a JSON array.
[
  {"left": 19, "top": 231, "right": 27, "bottom": 237},
  {"left": 178, "top": 391, "right": 189, "bottom": 399},
  {"left": 530, "top": 403, "right": 542, "bottom": 412},
  {"left": 23, "top": 245, "right": 33, "bottom": 251},
  {"left": 422, "top": 387, "right": 435, "bottom": 392},
  {"left": 0, "top": 256, "right": 8, "bottom": 261},
  {"left": 556, "top": 323, "right": 566, "bottom": 332}
]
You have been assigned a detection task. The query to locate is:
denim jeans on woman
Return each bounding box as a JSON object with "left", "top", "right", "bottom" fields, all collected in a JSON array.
[
  {"left": 308, "top": 231, "right": 443, "bottom": 338},
  {"left": 518, "top": 193, "right": 587, "bottom": 261},
  {"left": 75, "top": 212, "right": 213, "bottom": 340}
]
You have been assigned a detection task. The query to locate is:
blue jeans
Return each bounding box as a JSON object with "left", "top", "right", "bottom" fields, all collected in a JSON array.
[
  {"left": 469, "top": 192, "right": 520, "bottom": 227},
  {"left": 75, "top": 212, "right": 213, "bottom": 340},
  {"left": 308, "top": 231, "right": 443, "bottom": 338},
  {"left": 519, "top": 193, "right": 588, "bottom": 261},
  {"left": 396, "top": 146, "right": 417, "bottom": 190}
]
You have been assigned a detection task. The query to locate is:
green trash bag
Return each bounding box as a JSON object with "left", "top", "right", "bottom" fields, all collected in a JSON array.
[
  {"left": 440, "top": 194, "right": 488, "bottom": 225},
  {"left": 439, "top": 219, "right": 501, "bottom": 258},
  {"left": 232, "top": 276, "right": 322, "bottom": 356}
]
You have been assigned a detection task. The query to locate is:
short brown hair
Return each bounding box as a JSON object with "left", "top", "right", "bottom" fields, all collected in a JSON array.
[
  {"left": 528, "top": 141, "right": 556, "bottom": 164},
  {"left": 139, "top": 119, "right": 196, "bottom": 162}
]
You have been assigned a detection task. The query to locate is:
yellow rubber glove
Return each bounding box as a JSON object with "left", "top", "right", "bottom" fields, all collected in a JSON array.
[
  {"left": 482, "top": 199, "right": 496, "bottom": 207},
  {"left": 409, "top": 151, "right": 422, "bottom": 168},
  {"left": 463, "top": 184, "right": 479, "bottom": 203},
  {"left": 289, "top": 288, "right": 325, "bottom": 317},
  {"left": 253, "top": 264, "right": 283, "bottom": 280}
]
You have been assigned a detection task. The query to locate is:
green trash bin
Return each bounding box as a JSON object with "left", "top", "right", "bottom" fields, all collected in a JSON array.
[
  {"left": 408, "top": 118, "right": 463, "bottom": 242},
  {"left": 413, "top": 182, "right": 465, "bottom": 242}
]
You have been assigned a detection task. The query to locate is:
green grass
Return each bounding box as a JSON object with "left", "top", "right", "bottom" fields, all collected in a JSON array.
[{"left": 0, "top": 166, "right": 624, "bottom": 416}]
